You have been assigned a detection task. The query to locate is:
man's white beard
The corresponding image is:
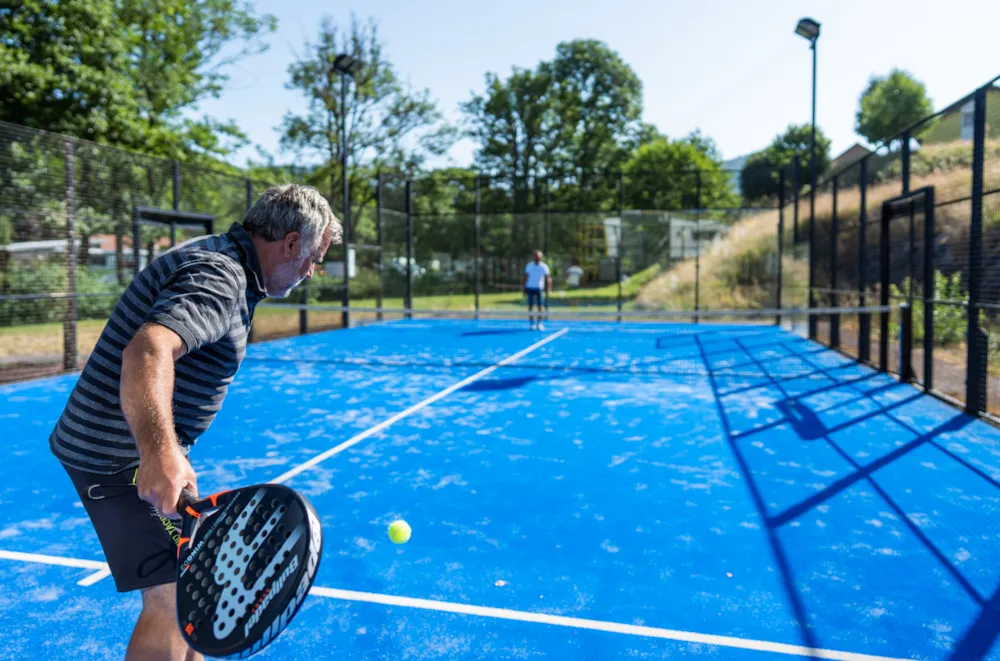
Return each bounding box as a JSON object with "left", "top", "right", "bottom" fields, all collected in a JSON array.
[{"left": 269, "top": 262, "right": 305, "bottom": 298}]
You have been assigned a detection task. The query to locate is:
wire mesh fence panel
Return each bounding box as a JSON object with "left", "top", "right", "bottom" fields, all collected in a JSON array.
[
  {"left": 1, "top": 126, "right": 76, "bottom": 378},
  {"left": 986, "top": 83, "right": 1000, "bottom": 417},
  {"left": 831, "top": 162, "right": 865, "bottom": 359},
  {"left": 693, "top": 208, "right": 781, "bottom": 311},
  {"left": 885, "top": 195, "right": 928, "bottom": 385},
  {"left": 412, "top": 213, "right": 477, "bottom": 306}
]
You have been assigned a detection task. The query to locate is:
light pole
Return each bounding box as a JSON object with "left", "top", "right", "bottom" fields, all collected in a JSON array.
[
  {"left": 333, "top": 53, "right": 363, "bottom": 328},
  {"left": 796, "top": 17, "right": 820, "bottom": 335}
]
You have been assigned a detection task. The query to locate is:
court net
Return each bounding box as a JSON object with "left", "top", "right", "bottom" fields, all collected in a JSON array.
[{"left": 247, "top": 302, "right": 915, "bottom": 382}]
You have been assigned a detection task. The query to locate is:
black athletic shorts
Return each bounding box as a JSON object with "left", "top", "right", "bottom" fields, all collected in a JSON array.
[{"left": 61, "top": 462, "right": 181, "bottom": 593}]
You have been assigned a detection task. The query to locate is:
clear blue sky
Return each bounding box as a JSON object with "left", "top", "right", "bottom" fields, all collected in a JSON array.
[{"left": 195, "top": 0, "right": 1000, "bottom": 170}]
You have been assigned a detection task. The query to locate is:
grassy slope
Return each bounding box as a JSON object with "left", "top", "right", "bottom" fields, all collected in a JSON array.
[{"left": 635, "top": 139, "right": 999, "bottom": 311}]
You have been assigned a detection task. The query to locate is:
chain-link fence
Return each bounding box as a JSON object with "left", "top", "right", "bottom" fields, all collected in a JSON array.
[
  {"left": 0, "top": 120, "right": 276, "bottom": 381},
  {"left": 801, "top": 75, "right": 1000, "bottom": 421}
]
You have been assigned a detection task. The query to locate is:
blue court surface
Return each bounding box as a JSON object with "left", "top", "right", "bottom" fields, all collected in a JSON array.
[{"left": 1, "top": 316, "right": 999, "bottom": 660}]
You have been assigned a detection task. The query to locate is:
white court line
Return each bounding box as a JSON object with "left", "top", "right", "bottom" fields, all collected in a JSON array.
[
  {"left": 0, "top": 549, "right": 911, "bottom": 661},
  {"left": 0, "top": 550, "right": 111, "bottom": 587},
  {"left": 269, "top": 327, "right": 570, "bottom": 485},
  {"left": 308, "top": 587, "right": 910, "bottom": 661}
]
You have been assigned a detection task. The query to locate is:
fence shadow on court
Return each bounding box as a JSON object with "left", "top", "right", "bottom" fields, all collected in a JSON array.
[{"left": 694, "top": 334, "right": 1000, "bottom": 658}]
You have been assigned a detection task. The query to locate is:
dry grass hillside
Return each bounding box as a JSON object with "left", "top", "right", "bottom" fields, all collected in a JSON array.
[{"left": 636, "top": 139, "right": 999, "bottom": 311}]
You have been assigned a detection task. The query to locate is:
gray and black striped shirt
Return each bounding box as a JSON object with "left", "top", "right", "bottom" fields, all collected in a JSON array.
[{"left": 49, "top": 223, "right": 267, "bottom": 474}]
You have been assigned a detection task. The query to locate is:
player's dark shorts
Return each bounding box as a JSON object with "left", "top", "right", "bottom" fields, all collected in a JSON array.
[
  {"left": 525, "top": 287, "right": 544, "bottom": 308},
  {"left": 61, "top": 462, "right": 180, "bottom": 593}
]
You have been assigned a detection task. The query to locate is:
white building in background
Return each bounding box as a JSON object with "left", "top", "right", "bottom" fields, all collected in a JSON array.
[
  {"left": 0, "top": 234, "right": 165, "bottom": 277},
  {"left": 666, "top": 217, "right": 729, "bottom": 259}
]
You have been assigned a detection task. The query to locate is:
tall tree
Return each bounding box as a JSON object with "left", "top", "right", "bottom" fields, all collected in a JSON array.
[
  {"left": 0, "top": 0, "right": 276, "bottom": 158},
  {"left": 460, "top": 65, "right": 556, "bottom": 212},
  {"left": 855, "top": 68, "right": 933, "bottom": 146},
  {"left": 279, "top": 15, "right": 455, "bottom": 225},
  {"left": 623, "top": 136, "right": 736, "bottom": 210},
  {"left": 0, "top": 0, "right": 143, "bottom": 145},
  {"left": 548, "top": 39, "right": 644, "bottom": 186},
  {"left": 119, "top": 0, "right": 278, "bottom": 159},
  {"left": 739, "top": 124, "right": 832, "bottom": 202}
]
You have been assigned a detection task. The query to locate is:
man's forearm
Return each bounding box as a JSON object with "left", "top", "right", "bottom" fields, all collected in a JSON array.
[{"left": 121, "top": 332, "right": 179, "bottom": 459}]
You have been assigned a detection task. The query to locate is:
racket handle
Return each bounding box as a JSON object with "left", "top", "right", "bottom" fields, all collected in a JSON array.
[{"left": 177, "top": 487, "right": 198, "bottom": 512}]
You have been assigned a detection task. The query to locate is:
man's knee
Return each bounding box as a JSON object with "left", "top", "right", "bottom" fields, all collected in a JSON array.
[{"left": 141, "top": 582, "right": 177, "bottom": 617}]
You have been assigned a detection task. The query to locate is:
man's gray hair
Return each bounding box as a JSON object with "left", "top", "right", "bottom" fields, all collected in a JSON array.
[{"left": 243, "top": 184, "right": 342, "bottom": 251}]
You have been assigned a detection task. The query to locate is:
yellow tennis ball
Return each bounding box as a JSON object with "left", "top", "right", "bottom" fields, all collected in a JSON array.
[{"left": 388, "top": 519, "right": 411, "bottom": 544}]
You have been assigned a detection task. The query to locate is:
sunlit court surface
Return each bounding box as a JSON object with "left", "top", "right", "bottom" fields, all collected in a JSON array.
[{"left": 1, "top": 309, "right": 998, "bottom": 660}]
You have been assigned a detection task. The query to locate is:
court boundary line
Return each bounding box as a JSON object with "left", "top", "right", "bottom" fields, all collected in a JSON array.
[
  {"left": 0, "top": 549, "right": 110, "bottom": 586},
  {"left": 0, "top": 548, "right": 911, "bottom": 661},
  {"left": 312, "top": 586, "right": 910, "bottom": 661},
  {"left": 269, "top": 327, "right": 570, "bottom": 485}
]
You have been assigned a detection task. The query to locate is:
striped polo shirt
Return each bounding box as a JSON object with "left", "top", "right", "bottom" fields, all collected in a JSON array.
[{"left": 49, "top": 223, "right": 267, "bottom": 474}]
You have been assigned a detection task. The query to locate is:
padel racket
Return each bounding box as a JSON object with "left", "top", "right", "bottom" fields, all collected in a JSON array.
[{"left": 174, "top": 484, "right": 323, "bottom": 659}]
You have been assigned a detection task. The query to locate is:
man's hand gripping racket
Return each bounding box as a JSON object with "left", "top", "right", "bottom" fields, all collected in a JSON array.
[{"left": 174, "top": 485, "right": 323, "bottom": 659}]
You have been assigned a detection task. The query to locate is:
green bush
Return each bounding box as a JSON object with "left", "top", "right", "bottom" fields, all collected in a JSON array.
[{"left": 890, "top": 270, "right": 967, "bottom": 345}]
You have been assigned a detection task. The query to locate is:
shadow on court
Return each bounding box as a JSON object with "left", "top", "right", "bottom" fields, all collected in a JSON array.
[{"left": 695, "top": 334, "right": 1000, "bottom": 659}]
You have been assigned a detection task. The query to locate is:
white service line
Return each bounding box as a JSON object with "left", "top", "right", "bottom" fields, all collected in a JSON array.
[
  {"left": 308, "top": 586, "right": 910, "bottom": 661},
  {"left": 0, "top": 549, "right": 111, "bottom": 587},
  {"left": 0, "top": 548, "right": 911, "bottom": 661},
  {"left": 269, "top": 327, "right": 570, "bottom": 485}
]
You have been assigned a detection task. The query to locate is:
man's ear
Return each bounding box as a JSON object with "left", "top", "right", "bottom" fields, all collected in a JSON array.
[{"left": 282, "top": 231, "right": 302, "bottom": 257}]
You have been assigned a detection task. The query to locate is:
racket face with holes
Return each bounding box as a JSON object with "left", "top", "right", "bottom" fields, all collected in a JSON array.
[{"left": 175, "top": 484, "right": 323, "bottom": 659}]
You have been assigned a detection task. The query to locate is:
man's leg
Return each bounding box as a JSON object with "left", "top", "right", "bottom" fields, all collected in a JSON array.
[
  {"left": 127, "top": 583, "right": 203, "bottom": 661},
  {"left": 61, "top": 462, "right": 192, "bottom": 659}
]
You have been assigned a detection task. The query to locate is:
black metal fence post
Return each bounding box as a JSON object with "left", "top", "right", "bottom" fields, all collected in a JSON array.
[
  {"left": 299, "top": 286, "right": 308, "bottom": 334},
  {"left": 376, "top": 171, "right": 383, "bottom": 322},
  {"left": 132, "top": 206, "right": 141, "bottom": 278},
  {"left": 901, "top": 131, "right": 911, "bottom": 195},
  {"left": 879, "top": 201, "right": 890, "bottom": 372},
  {"left": 617, "top": 171, "right": 624, "bottom": 321},
  {"left": 793, "top": 157, "right": 801, "bottom": 244},
  {"left": 172, "top": 160, "right": 180, "bottom": 246},
  {"left": 64, "top": 139, "right": 77, "bottom": 371},
  {"left": 245, "top": 179, "right": 256, "bottom": 343},
  {"left": 694, "top": 171, "right": 702, "bottom": 321},
  {"left": 475, "top": 175, "right": 481, "bottom": 319},
  {"left": 405, "top": 179, "right": 413, "bottom": 318},
  {"left": 967, "top": 86, "right": 988, "bottom": 415},
  {"left": 544, "top": 178, "right": 551, "bottom": 258},
  {"left": 808, "top": 163, "right": 817, "bottom": 339},
  {"left": 776, "top": 166, "right": 785, "bottom": 325},
  {"left": 901, "top": 301, "right": 913, "bottom": 382},
  {"left": 831, "top": 175, "right": 840, "bottom": 348},
  {"left": 859, "top": 156, "right": 870, "bottom": 362},
  {"left": 923, "top": 188, "right": 935, "bottom": 391}
]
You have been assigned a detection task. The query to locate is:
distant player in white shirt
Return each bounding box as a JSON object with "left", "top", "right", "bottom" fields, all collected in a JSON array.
[
  {"left": 523, "top": 250, "right": 551, "bottom": 330},
  {"left": 566, "top": 261, "right": 585, "bottom": 288}
]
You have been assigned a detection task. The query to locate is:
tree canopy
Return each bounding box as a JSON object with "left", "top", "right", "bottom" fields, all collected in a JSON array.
[{"left": 855, "top": 68, "right": 934, "bottom": 146}]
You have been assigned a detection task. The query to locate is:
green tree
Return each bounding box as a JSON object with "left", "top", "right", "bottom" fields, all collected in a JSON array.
[
  {"left": 0, "top": 0, "right": 276, "bottom": 158},
  {"left": 548, "top": 39, "right": 644, "bottom": 186},
  {"left": 120, "top": 0, "right": 278, "bottom": 159},
  {"left": 739, "top": 124, "right": 832, "bottom": 202},
  {"left": 0, "top": 0, "right": 144, "bottom": 146},
  {"left": 279, "top": 15, "right": 455, "bottom": 225},
  {"left": 856, "top": 69, "right": 933, "bottom": 146},
  {"left": 461, "top": 38, "right": 644, "bottom": 214},
  {"left": 623, "top": 136, "right": 736, "bottom": 210},
  {"left": 460, "top": 65, "right": 556, "bottom": 212}
]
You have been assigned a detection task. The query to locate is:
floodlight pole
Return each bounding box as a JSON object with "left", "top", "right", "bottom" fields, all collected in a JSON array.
[
  {"left": 333, "top": 53, "right": 363, "bottom": 329},
  {"left": 341, "top": 71, "right": 349, "bottom": 329},
  {"left": 808, "top": 35, "right": 818, "bottom": 336},
  {"left": 796, "top": 17, "right": 821, "bottom": 338}
]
